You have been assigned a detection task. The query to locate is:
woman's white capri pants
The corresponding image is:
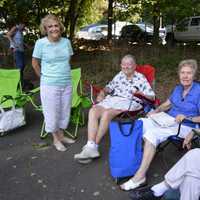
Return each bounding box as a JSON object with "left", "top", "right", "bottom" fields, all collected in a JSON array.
[{"left": 40, "top": 85, "right": 72, "bottom": 133}]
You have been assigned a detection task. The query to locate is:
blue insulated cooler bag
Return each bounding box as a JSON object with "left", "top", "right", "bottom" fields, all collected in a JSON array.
[{"left": 109, "top": 119, "right": 143, "bottom": 178}]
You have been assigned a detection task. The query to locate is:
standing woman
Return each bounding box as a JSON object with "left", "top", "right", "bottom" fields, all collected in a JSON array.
[
  {"left": 6, "top": 22, "right": 26, "bottom": 83},
  {"left": 32, "top": 14, "right": 75, "bottom": 151}
]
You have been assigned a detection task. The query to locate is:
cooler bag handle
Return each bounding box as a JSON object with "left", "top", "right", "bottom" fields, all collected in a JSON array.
[{"left": 118, "top": 120, "right": 135, "bottom": 137}]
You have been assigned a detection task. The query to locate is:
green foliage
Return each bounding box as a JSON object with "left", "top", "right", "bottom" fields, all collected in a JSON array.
[
  {"left": 160, "top": 0, "right": 200, "bottom": 24},
  {"left": 76, "top": 0, "right": 107, "bottom": 30},
  {"left": 0, "top": 0, "right": 6, "bottom": 7},
  {"left": 1, "top": 0, "right": 200, "bottom": 44}
]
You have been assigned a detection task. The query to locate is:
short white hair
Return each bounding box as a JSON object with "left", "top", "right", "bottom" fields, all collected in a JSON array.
[
  {"left": 178, "top": 59, "right": 198, "bottom": 77},
  {"left": 121, "top": 54, "right": 136, "bottom": 64}
]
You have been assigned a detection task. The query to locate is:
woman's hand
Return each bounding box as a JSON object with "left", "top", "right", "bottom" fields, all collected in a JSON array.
[
  {"left": 133, "top": 90, "right": 144, "bottom": 97},
  {"left": 175, "top": 114, "right": 186, "bottom": 123},
  {"left": 182, "top": 131, "right": 194, "bottom": 150},
  {"left": 96, "top": 95, "right": 104, "bottom": 102},
  {"left": 96, "top": 91, "right": 105, "bottom": 102}
]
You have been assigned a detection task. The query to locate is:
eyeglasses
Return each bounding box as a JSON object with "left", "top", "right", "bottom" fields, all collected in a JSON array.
[{"left": 121, "top": 63, "right": 133, "bottom": 69}]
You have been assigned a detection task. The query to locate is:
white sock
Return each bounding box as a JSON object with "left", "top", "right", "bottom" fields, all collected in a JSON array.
[
  {"left": 151, "top": 181, "right": 169, "bottom": 197},
  {"left": 86, "top": 140, "right": 97, "bottom": 149}
]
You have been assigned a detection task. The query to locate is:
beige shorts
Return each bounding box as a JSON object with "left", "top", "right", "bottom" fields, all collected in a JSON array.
[{"left": 97, "top": 95, "right": 142, "bottom": 111}]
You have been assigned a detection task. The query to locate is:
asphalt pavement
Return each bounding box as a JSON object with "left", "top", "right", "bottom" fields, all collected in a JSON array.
[{"left": 0, "top": 105, "right": 183, "bottom": 200}]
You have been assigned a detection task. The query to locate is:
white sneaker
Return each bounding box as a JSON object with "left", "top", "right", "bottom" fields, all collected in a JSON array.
[{"left": 74, "top": 145, "right": 100, "bottom": 160}]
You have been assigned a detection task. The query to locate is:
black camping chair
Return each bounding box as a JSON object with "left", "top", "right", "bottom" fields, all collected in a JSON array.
[{"left": 158, "top": 118, "right": 200, "bottom": 152}]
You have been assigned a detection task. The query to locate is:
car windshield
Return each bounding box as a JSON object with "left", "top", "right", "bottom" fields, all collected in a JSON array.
[
  {"left": 80, "top": 24, "right": 102, "bottom": 31},
  {"left": 136, "top": 24, "right": 153, "bottom": 32}
]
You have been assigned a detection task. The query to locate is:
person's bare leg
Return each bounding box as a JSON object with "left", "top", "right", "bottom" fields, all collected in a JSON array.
[
  {"left": 87, "top": 105, "right": 105, "bottom": 141},
  {"left": 131, "top": 139, "right": 156, "bottom": 181},
  {"left": 52, "top": 132, "right": 60, "bottom": 143},
  {"left": 120, "top": 139, "right": 156, "bottom": 190},
  {"left": 56, "top": 129, "right": 64, "bottom": 140},
  {"left": 95, "top": 108, "right": 122, "bottom": 144},
  {"left": 74, "top": 108, "right": 121, "bottom": 161},
  {"left": 74, "top": 106, "right": 105, "bottom": 160}
]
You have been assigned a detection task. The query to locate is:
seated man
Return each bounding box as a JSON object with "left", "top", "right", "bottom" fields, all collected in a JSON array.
[
  {"left": 74, "top": 54, "right": 155, "bottom": 163},
  {"left": 120, "top": 59, "right": 200, "bottom": 191}
]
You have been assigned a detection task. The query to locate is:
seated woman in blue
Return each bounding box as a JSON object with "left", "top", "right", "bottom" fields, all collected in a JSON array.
[{"left": 121, "top": 59, "right": 200, "bottom": 191}]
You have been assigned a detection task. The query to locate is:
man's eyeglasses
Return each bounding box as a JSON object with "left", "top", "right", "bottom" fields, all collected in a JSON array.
[{"left": 121, "top": 64, "right": 133, "bottom": 69}]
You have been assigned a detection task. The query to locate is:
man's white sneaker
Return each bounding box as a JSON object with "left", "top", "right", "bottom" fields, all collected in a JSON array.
[{"left": 74, "top": 145, "right": 100, "bottom": 160}]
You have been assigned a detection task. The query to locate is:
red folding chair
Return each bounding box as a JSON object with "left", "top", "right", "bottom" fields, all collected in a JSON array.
[{"left": 84, "top": 64, "right": 160, "bottom": 118}]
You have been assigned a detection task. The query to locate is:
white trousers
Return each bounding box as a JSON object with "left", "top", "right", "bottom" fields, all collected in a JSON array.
[
  {"left": 165, "top": 148, "right": 200, "bottom": 200},
  {"left": 141, "top": 118, "right": 192, "bottom": 147},
  {"left": 40, "top": 85, "right": 72, "bottom": 133}
]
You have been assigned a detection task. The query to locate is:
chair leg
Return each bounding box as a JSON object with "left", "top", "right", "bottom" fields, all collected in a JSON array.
[
  {"left": 79, "top": 107, "right": 86, "bottom": 126},
  {"left": 64, "top": 112, "right": 80, "bottom": 139},
  {"left": 64, "top": 105, "right": 85, "bottom": 139},
  {"left": 40, "top": 121, "right": 48, "bottom": 139}
]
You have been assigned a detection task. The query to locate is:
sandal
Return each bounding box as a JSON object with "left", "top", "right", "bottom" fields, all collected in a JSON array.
[
  {"left": 61, "top": 137, "right": 76, "bottom": 144},
  {"left": 53, "top": 141, "right": 67, "bottom": 152},
  {"left": 120, "top": 178, "right": 147, "bottom": 191}
]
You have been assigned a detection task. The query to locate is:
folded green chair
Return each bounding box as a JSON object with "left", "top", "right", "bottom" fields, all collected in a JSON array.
[
  {"left": 0, "top": 68, "right": 39, "bottom": 136},
  {"left": 40, "top": 68, "right": 91, "bottom": 139}
]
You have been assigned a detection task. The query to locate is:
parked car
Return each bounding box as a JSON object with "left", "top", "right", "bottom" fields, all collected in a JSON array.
[
  {"left": 120, "top": 23, "right": 166, "bottom": 43},
  {"left": 76, "top": 21, "right": 132, "bottom": 40},
  {"left": 119, "top": 24, "right": 154, "bottom": 42},
  {"left": 166, "top": 16, "right": 200, "bottom": 45},
  {"left": 76, "top": 24, "right": 107, "bottom": 40}
]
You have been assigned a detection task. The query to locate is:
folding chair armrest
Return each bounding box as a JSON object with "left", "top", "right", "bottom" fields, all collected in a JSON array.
[
  {"left": 158, "top": 118, "right": 200, "bottom": 152},
  {"left": 18, "top": 87, "right": 40, "bottom": 109},
  {"left": 84, "top": 80, "right": 103, "bottom": 104},
  {"left": 133, "top": 93, "right": 156, "bottom": 104},
  {"left": 174, "top": 122, "right": 182, "bottom": 137},
  {"left": 133, "top": 94, "right": 160, "bottom": 112},
  {"left": 174, "top": 118, "right": 199, "bottom": 137},
  {"left": 192, "top": 128, "right": 200, "bottom": 137}
]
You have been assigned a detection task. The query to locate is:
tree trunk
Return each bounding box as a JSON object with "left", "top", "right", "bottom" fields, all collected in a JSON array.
[
  {"left": 70, "top": 0, "right": 78, "bottom": 40},
  {"left": 152, "top": 3, "right": 160, "bottom": 45},
  {"left": 107, "top": 0, "right": 113, "bottom": 42}
]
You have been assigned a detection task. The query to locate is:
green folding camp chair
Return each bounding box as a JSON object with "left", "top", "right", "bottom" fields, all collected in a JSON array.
[
  {"left": 0, "top": 69, "right": 24, "bottom": 107},
  {"left": 0, "top": 68, "right": 39, "bottom": 135},
  {"left": 40, "top": 67, "right": 91, "bottom": 139}
]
